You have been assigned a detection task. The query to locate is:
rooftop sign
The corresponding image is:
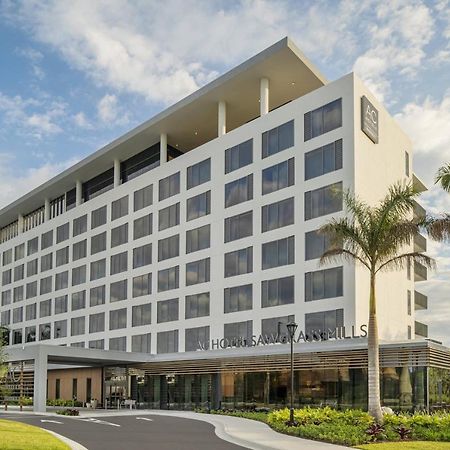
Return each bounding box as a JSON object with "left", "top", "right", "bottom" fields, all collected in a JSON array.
[{"left": 361, "top": 96, "right": 378, "bottom": 143}]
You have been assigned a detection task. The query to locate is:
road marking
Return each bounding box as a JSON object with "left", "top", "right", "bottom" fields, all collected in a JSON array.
[
  {"left": 136, "top": 417, "right": 153, "bottom": 421},
  {"left": 41, "top": 419, "right": 63, "bottom": 424},
  {"left": 78, "top": 417, "right": 121, "bottom": 427}
]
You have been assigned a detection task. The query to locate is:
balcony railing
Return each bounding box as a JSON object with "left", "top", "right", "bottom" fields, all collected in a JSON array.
[
  {"left": 414, "top": 291, "right": 428, "bottom": 310},
  {"left": 414, "top": 233, "right": 427, "bottom": 253},
  {"left": 415, "top": 321, "right": 428, "bottom": 338},
  {"left": 414, "top": 261, "right": 428, "bottom": 281}
]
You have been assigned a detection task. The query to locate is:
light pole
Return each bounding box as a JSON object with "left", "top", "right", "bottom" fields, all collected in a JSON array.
[{"left": 286, "top": 321, "right": 298, "bottom": 426}]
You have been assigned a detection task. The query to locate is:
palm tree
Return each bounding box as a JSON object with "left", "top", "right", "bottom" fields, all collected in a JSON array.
[
  {"left": 319, "top": 183, "right": 435, "bottom": 422},
  {"left": 435, "top": 163, "right": 450, "bottom": 193}
]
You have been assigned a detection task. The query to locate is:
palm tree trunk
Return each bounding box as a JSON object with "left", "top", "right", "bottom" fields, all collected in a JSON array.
[{"left": 368, "top": 271, "right": 383, "bottom": 422}]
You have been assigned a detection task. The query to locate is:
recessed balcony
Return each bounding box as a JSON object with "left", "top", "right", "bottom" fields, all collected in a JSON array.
[
  {"left": 414, "top": 291, "right": 428, "bottom": 310},
  {"left": 415, "top": 321, "right": 428, "bottom": 338},
  {"left": 414, "top": 261, "right": 428, "bottom": 282},
  {"left": 414, "top": 233, "right": 427, "bottom": 253}
]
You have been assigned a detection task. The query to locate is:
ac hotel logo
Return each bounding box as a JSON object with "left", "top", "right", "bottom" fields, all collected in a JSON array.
[{"left": 361, "top": 95, "right": 379, "bottom": 144}]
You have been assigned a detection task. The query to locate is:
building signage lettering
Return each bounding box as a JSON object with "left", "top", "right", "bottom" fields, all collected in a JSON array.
[
  {"left": 197, "top": 324, "right": 368, "bottom": 351},
  {"left": 361, "top": 96, "right": 378, "bottom": 143}
]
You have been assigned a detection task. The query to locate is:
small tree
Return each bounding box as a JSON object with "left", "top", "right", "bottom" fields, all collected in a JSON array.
[{"left": 0, "top": 327, "right": 9, "bottom": 400}]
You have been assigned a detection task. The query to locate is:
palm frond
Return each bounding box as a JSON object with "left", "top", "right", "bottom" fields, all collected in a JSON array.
[
  {"left": 376, "top": 252, "right": 435, "bottom": 273},
  {"left": 435, "top": 163, "right": 450, "bottom": 193},
  {"left": 422, "top": 214, "right": 450, "bottom": 242},
  {"left": 320, "top": 247, "right": 371, "bottom": 270}
]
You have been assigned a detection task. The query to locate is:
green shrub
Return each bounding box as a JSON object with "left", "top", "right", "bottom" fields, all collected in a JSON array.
[{"left": 56, "top": 409, "right": 79, "bottom": 416}]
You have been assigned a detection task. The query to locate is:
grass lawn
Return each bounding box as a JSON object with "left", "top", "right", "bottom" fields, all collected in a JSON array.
[
  {"left": 357, "top": 442, "right": 450, "bottom": 450},
  {"left": 0, "top": 419, "right": 70, "bottom": 450}
]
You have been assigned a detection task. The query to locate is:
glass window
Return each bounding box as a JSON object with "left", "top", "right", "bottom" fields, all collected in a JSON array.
[
  {"left": 157, "top": 329, "right": 178, "bottom": 354},
  {"left": 56, "top": 247, "right": 69, "bottom": 266},
  {"left": 91, "top": 205, "right": 107, "bottom": 229},
  {"left": 225, "top": 139, "right": 253, "bottom": 174},
  {"left": 111, "top": 279, "right": 128, "bottom": 302},
  {"left": 132, "top": 273, "right": 152, "bottom": 297},
  {"left": 262, "top": 158, "right": 295, "bottom": 195},
  {"left": 41, "top": 253, "right": 53, "bottom": 272},
  {"left": 27, "top": 237, "right": 39, "bottom": 255},
  {"left": 225, "top": 174, "right": 253, "bottom": 208},
  {"left": 134, "top": 185, "right": 153, "bottom": 211},
  {"left": 73, "top": 240, "right": 87, "bottom": 261},
  {"left": 185, "top": 326, "right": 209, "bottom": 352},
  {"left": 111, "top": 223, "right": 128, "bottom": 247},
  {"left": 261, "top": 315, "right": 295, "bottom": 338},
  {"left": 91, "top": 232, "right": 107, "bottom": 255},
  {"left": 25, "top": 325, "right": 36, "bottom": 342},
  {"left": 54, "top": 295, "right": 68, "bottom": 314},
  {"left": 72, "top": 265, "right": 86, "bottom": 286},
  {"left": 158, "top": 234, "right": 179, "bottom": 261},
  {"left": 26, "top": 281, "right": 37, "bottom": 299},
  {"left": 110, "top": 308, "right": 127, "bottom": 330},
  {"left": 159, "top": 172, "right": 180, "bottom": 201},
  {"left": 26, "top": 303, "right": 36, "bottom": 320},
  {"left": 132, "top": 333, "right": 151, "bottom": 353},
  {"left": 261, "top": 275, "right": 294, "bottom": 308},
  {"left": 186, "top": 191, "right": 211, "bottom": 221},
  {"left": 54, "top": 320, "right": 67, "bottom": 338},
  {"left": 262, "top": 197, "right": 294, "bottom": 232},
  {"left": 56, "top": 222, "right": 69, "bottom": 243},
  {"left": 305, "top": 267, "right": 343, "bottom": 301},
  {"left": 1, "top": 290, "right": 11, "bottom": 306},
  {"left": 40, "top": 299, "right": 51, "bottom": 318},
  {"left": 55, "top": 271, "right": 68, "bottom": 290},
  {"left": 305, "top": 139, "right": 343, "bottom": 180},
  {"left": 304, "top": 182, "right": 343, "bottom": 220},
  {"left": 157, "top": 266, "right": 179, "bottom": 292},
  {"left": 90, "top": 259, "right": 106, "bottom": 281},
  {"left": 2, "top": 249, "right": 12, "bottom": 266},
  {"left": 1, "top": 269, "right": 11, "bottom": 285},
  {"left": 134, "top": 213, "right": 152, "bottom": 240},
  {"left": 40, "top": 276, "right": 52, "bottom": 295},
  {"left": 186, "top": 224, "right": 210, "bottom": 254},
  {"left": 407, "top": 290, "right": 412, "bottom": 315},
  {"left": 12, "top": 329, "right": 22, "bottom": 344},
  {"left": 15, "top": 243, "right": 25, "bottom": 261},
  {"left": 109, "top": 336, "right": 126, "bottom": 351},
  {"left": 133, "top": 243, "right": 152, "bottom": 269},
  {"left": 157, "top": 298, "right": 179, "bottom": 323},
  {"left": 71, "top": 290, "right": 86, "bottom": 311},
  {"left": 132, "top": 303, "right": 151, "bottom": 327},
  {"left": 27, "top": 259, "right": 38, "bottom": 276},
  {"left": 405, "top": 151, "right": 410, "bottom": 177},
  {"left": 224, "top": 211, "right": 253, "bottom": 242},
  {"left": 305, "top": 229, "right": 333, "bottom": 260},
  {"left": 90, "top": 285, "right": 105, "bottom": 307},
  {"left": 89, "top": 339, "right": 104, "bottom": 349},
  {"left": 73, "top": 214, "right": 87, "bottom": 237},
  {"left": 185, "top": 292, "right": 209, "bottom": 319},
  {"left": 111, "top": 196, "right": 129, "bottom": 221},
  {"left": 187, "top": 158, "right": 211, "bottom": 189},
  {"left": 224, "top": 247, "right": 253, "bottom": 277},
  {"left": 304, "top": 99, "right": 342, "bottom": 141},
  {"left": 71, "top": 316, "right": 85, "bottom": 336},
  {"left": 41, "top": 230, "right": 53, "bottom": 250},
  {"left": 13, "top": 306, "right": 23, "bottom": 323},
  {"left": 305, "top": 309, "right": 344, "bottom": 335},
  {"left": 224, "top": 320, "right": 252, "bottom": 344},
  {"left": 110, "top": 251, "right": 128, "bottom": 275},
  {"left": 186, "top": 258, "right": 210, "bottom": 286},
  {"left": 158, "top": 203, "right": 180, "bottom": 231},
  {"left": 0, "top": 310, "right": 10, "bottom": 326},
  {"left": 262, "top": 120, "right": 294, "bottom": 158},
  {"left": 14, "top": 264, "right": 24, "bottom": 281},
  {"left": 262, "top": 236, "right": 295, "bottom": 269}
]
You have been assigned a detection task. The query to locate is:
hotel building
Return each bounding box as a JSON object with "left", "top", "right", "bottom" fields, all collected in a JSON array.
[{"left": 1, "top": 38, "right": 449, "bottom": 412}]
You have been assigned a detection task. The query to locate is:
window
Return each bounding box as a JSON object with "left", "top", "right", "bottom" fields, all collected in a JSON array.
[
  {"left": 261, "top": 315, "right": 295, "bottom": 338},
  {"left": 134, "top": 214, "right": 152, "bottom": 239},
  {"left": 56, "top": 222, "right": 69, "bottom": 243},
  {"left": 91, "top": 232, "right": 107, "bottom": 255},
  {"left": 304, "top": 182, "right": 343, "bottom": 220},
  {"left": 305, "top": 139, "right": 343, "bottom": 180},
  {"left": 73, "top": 215, "right": 87, "bottom": 237},
  {"left": 157, "top": 330, "right": 178, "bottom": 354},
  {"left": 407, "top": 290, "right": 411, "bottom": 315},
  {"left": 40, "top": 299, "right": 51, "bottom": 318},
  {"left": 262, "top": 158, "right": 295, "bottom": 195},
  {"left": 13, "top": 329, "right": 23, "bottom": 344},
  {"left": 187, "top": 158, "right": 211, "bottom": 189},
  {"left": 41, "top": 253, "right": 53, "bottom": 272},
  {"left": 90, "top": 259, "right": 106, "bottom": 281},
  {"left": 56, "top": 247, "right": 69, "bottom": 266},
  {"left": 89, "top": 312, "right": 105, "bottom": 333},
  {"left": 72, "top": 378, "right": 78, "bottom": 399},
  {"left": 132, "top": 303, "right": 151, "bottom": 326},
  {"left": 2, "top": 249, "right": 12, "bottom": 266},
  {"left": 305, "top": 229, "right": 332, "bottom": 260},
  {"left": 1, "top": 290, "right": 11, "bottom": 306},
  {"left": 13, "top": 306, "right": 23, "bottom": 323},
  {"left": 54, "top": 320, "right": 67, "bottom": 338},
  {"left": 186, "top": 258, "right": 210, "bottom": 286},
  {"left": 157, "top": 298, "right": 179, "bottom": 323},
  {"left": 262, "top": 236, "right": 295, "bottom": 269},
  {"left": 132, "top": 333, "right": 151, "bottom": 353},
  {"left": 71, "top": 290, "right": 86, "bottom": 311},
  {"left": 14, "top": 264, "right": 24, "bottom": 281},
  {"left": 305, "top": 267, "right": 343, "bottom": 301},
  {"left": 187, "top": 191, "right": 211, "bottom": 221},
  {"left": 159, "top": 203, "right": 180, "bottom": 231},
  {"left": 185, "top": 326, "right": 209, "bottom": 352},
  {"left": 26, "top": 281, "right": 37, "bottom": 299},
  {"left": 40, "top": 276, "right": 52, "bottom": 295},
  {"left": 110, "top": 308, "right": 127, "bottom": 330},
  {"left": 157, "top": 266, "right": 179, "bottom": 292},
  {"left": 72, "top": 265, "right": 86, "bottom": 286},
  {"left": 91, "top": 206, "right": 107, "bottom": 229},
  {"left": 71, "top": 316, "right": 85, "bottom": 336},
  {"left": 408, "top": 325, "right": 412, "bottom": 340},
  {"left": 262, "top": 120, "right": 294, "bottom": 158},
  {"left": 133, "top": 244, "right": 152, "bottom": 268},
  {"left": 405, "top": 151, "right": 410, "bottom": 177},
  {"left": 111, "top": 223, "right": 128, "bottom": 247},
  {"left": 0, "top": 310, "right": 10, "bottom": 326},
  {"left": 224, "top": 320, "right": 252, "bottom": 345},
  {"left": 73, "top": 240, "right": 87, "bottom": 260},
  {"left": 90, "top": 285, "right": 105, "bottom": 307},
  {"left": 304, "top": 99, "right": 342, "bottom": 141},
  {"left": 15, "top": 243, "right": 24, "bottom": 261},
  {"left": 159, "top": 172, "right": 180, "bottom": 201},
  {"left": 225, "top": 174, "right": 253, "bottom": 208},
  {"left": 262, "top": 197, "right": 294, "bottom": 232},
  {"left": 225, "top": 139, "right": 253, "bottom": 173},
  {"left": 305, "top": 309, "right": 344, "bottom": 335},
  {"left": 26, "top": 303, "right": 36, "bottom": 320},
  {"left": 2, "top": 269, "right": 11, "bottom": 285},
  {"left": 185, "top": 292, "right": 209, "bottom": 319},
  {"left": 27, "top": 259, "right": 38, "bottom": 276},
  {"left": 134, "top": 185, "right": 153, "bottom": 211},
  {"left": 224, "top": 247, "right": 253, "bottom": 277},
  {"left": 111, "top": 196, "right": 129, "bottom": 220},
  {"left": 111, "top": 279, "right": 128, "bottom": 302},
  {"left": 132, "top": 273, "right": 152, "bottom": 297},
  {"left": 110, "top": 251, "right": 128, "bottom": 275},
  {"left": 186, "top": 224, "right": 210, "bottom": 254},
  {"left": 71, "top": 342, "right": 84, "bottom": 348},
  {"left": 261, "top": 275, "right": 294, "bottom": 308},
  {"left": 27, "top": 237, "right": 39, "bottom": 255},
  {"left": 89, "top": 339, "right": 104, "bottom": 349},
  {"left": 109, "top": 336, "right": 126, "bottom": 351},
  {"left": 224, "top": 211, "right": 252, "bottom": 242},
  {"left": 41, "top": 230, "right": 53, "bottom": 250},
  {"left": 158, "top": 234, "right": 179, "bottom": 261},
  {"left": 54, "top": 295, "right": 68, "bottom": 314},
  {"left": 25, "top": 326, "right": 36, "bottom": 342}
]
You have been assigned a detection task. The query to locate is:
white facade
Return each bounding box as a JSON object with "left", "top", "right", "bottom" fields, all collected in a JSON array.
[{"left": 0, "top": 38, "right": 427, "bottom": 357}]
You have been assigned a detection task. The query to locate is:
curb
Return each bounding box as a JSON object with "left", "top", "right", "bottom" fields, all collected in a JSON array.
[{"left": 41, "top": 428, "right": 89, "bottom": 450}]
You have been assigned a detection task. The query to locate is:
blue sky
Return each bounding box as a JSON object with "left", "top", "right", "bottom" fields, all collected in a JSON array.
[{"left": 0, "top": 0, "right": 449, "bottom": 343}]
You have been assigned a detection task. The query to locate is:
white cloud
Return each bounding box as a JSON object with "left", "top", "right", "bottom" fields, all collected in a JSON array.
[
  {"left": 97, "top": 94, "right": 128, "bottom": 125},
  {"left": 73, "top": 111, "right": 92, "bottom": 129},
  {"left": 15, "top": 46, "right": 45, "bottom": 79}
]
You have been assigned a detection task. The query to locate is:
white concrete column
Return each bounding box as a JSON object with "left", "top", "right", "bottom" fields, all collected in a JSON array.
[
  {"left": 75, "top": 180, "right": 82, "bottom": 206},
  {"left": 260, "top": 77, "right": 269, "bottom": 116},
  {"left": 113, "top": 159, "right": 121, "bottom": 188},
  {"left": 160, "top": 133, "right": 167, "bottom": 164},
  {"left": 218, "top": 101, "right": 226, "bottom": 137},
  {"left": 33, "top": 347, "right": 48, "bottom": 412},
  {"left": 17, "top": 214, "right": 24, "bottom": 234},
  {"left": 44, "top": 198, "right": 50, "bottom": 221}
]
